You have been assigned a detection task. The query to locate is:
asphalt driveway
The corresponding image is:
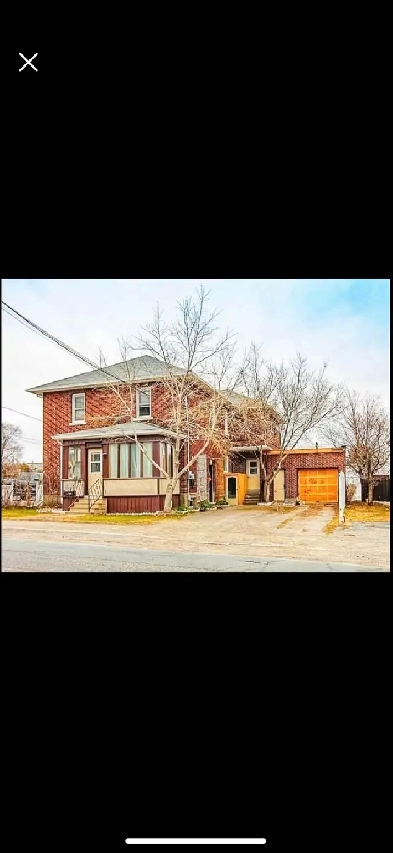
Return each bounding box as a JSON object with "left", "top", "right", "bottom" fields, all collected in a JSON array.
[{"left": 2, "top": 505, "right": 389, "bottom": 569}]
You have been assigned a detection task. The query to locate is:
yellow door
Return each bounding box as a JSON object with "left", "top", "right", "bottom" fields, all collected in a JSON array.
[
  {"left": 273, "top": 469, "right": 285, "bottom": 502},
  {"left": 246, "top": 459, "right": 260, "bottom": 492},
  {"left": 298, "top": 469, "right": 338, "bottom": 503}
]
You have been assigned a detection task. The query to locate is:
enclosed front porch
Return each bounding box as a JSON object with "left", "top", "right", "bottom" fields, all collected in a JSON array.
[{"left": 53, "top": 421, "right": 182, "bottom": 513}]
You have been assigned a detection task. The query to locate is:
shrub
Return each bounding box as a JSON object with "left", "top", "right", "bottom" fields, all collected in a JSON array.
[{"left": 346, "top": 484, "right": 357, "bottom": 503}]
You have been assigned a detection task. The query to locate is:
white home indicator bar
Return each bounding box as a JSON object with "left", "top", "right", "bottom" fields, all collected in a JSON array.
[{"left": 125, "top": 841, "right": 266, "bottom": 845}]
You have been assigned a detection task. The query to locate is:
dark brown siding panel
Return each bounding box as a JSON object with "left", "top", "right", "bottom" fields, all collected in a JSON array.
[
  {"left": 152, "top": 441, "right": 160, "bottom": 477},
  {"left": 102, "top": 444, "right": 109, "bottom": 479},
  {"left": 62, "top": 446, "right": 68, "bottom": 479},
  {"left": 81, "top": 446, "right": 87, "bottom": 484},
  {"left": 106, "top": 494, "right": 180, "bottom": 513}
]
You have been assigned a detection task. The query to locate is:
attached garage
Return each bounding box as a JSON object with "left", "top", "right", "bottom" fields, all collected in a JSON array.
[{"left": 298, "top": 469, "right": 338, "bottom": 504}]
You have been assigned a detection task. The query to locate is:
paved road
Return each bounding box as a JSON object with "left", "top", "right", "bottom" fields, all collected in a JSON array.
[{"left": 1, "top": 538, "right": 386, "bottom": 571}]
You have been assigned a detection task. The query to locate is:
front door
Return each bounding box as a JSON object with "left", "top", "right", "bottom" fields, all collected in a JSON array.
[
  {"left": 227, "top": 476, "right": 238, "bottom": 505},
  {"left": 88, "top": 448, "right": 103, "bottom": 491},
  {"left": 246, "top": 458, "right": 260, "bottom": 492},
  {"left": 273, "top": 469, "right": 285, "bottom": 502}
]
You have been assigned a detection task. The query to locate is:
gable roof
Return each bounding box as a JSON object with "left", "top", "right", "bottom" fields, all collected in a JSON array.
[
  {"left": 221, "top": 389, "right": 281, "bottom": 421},
  {"left": 26, "top": 355, "right": 186, "bottom": 396}
]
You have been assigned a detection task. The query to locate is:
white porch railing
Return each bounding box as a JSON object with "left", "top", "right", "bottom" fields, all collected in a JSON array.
[{"left": 61, "top": 479, "right": 85, "bottom": 498}]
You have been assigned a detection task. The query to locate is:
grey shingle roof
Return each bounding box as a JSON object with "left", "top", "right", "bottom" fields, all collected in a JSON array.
[
  {"left": 52, "top": 420, "right": 185, "bottom": 442},
  {"left": 26, "top": 356, "right": 185, "bottom": 395}
]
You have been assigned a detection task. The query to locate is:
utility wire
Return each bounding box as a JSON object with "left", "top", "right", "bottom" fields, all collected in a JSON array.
[
  {"left": 2, "top": 406, "right": 42, "bottom": 421},
  {"left": 2, "top": 300, "right": 127, "bottom": 385}
]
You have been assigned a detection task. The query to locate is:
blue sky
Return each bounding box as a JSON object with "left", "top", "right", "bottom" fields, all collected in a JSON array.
[{"left": 1, "top": 279, "right": 390, "bottom": 460}]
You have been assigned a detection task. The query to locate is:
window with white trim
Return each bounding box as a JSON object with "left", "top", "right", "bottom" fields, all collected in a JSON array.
[
  {"left": 136, "top": 388, "right": 151, "bottom": 418},
  {"left": 71, "top": 393, "right": 85, "bottom": 423},
  {"left": 223, "top": 456, "right": 229, "bottom": 472},
  {"left": 90, "top": 451, "right": 102, "bottom": 473},
  {"left": 247, "top": 459, "right": 259, "bottom": 476}
]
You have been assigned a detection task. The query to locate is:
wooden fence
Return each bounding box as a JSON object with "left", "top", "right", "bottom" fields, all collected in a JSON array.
[{"left": 361, "top": 477, "right": 390, "bottom": 502}]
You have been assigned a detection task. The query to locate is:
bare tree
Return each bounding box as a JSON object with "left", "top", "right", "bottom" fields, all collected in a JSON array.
[
  {"left": 234, "top": 347, "right": 344, "bottom": 502},
  {"left": 2, "top": 423, "right": 23, "bottom": 471},
  {"left": 90, "top": 286, "right": 238, "bottom": 512},
  {"left": 323, "top": 391, "right": 390, "bottom": 505}
]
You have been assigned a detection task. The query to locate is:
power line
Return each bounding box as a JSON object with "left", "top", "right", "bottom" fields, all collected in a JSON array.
[
  {"left": 2, "top": 300, "right": 126, "bottom": 385},
  {"left": 2, "top": 406, "right": 42, "bottom": 421}
]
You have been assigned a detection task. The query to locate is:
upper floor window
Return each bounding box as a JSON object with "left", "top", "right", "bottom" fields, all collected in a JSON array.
[
  {"left": 72, "top": 393, "right": 86, "bottom": 424},
  {"left": 136, "top": 388, "right": 151, "bottom": 419}
]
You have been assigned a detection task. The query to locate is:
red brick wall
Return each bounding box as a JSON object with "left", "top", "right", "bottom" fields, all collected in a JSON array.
[
  {"left": 42, "top": 380, "right": 284, "bottom": 497},
  {"left": 230, "top": 455, "right": 246, "bottom": 474},
  {"left": 266, "top": 451, "right": 345, "bottom": 500},
  {"left": 43, "top": 386, "right": 135, "bottom": 494}
]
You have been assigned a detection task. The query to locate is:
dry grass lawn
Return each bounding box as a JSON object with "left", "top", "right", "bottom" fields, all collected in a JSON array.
[
  {"left": 2, "top": 508, "right": 183, "bottom": 525},
  {"left": 2, "top": 508, "right": 40, "bottom": 518},
  {"left": 323, "top": 502, "right": 390, "bottom": 534},
  {"left": 345, "top": 502, "right": 390, "bottom": 523}
]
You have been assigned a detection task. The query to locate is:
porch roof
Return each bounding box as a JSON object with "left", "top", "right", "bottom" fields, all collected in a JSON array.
[
  {"left": 230, "top": 445, "right": 271, "bottom": 453},
  {"left": 52, "top": 420, "right": 185, "bottom": 442}
]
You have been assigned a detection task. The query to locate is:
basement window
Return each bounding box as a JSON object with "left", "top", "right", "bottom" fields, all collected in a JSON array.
[
  {"left": 136, "top": 388, "right": 151, "bottom": 418},
  {"left": 71, "top": 393, "right": 86, "bottom": 424}
]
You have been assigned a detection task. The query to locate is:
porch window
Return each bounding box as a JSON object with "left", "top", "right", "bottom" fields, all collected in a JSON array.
[
  {"left": 137, "top": 388, "right": 151, "bottom": 418},
  {"left": 108, "top": 442, "right": 145, "bottom": 478},
  {"left": 109, "top": 444, "right": 119, "bottom": 478},
  {"left": 68, "top": 447, "right": 81, "bottom": 479},
  {"left": 167, "top": 444, "right": 173, "bottom": 478},
  {"left": 120, "top": 444, "right": 129, "bottom": 478},
  {"left": 142, "top": 442, "right": 153, "bottom": 477},
  {"left": 131, "top": 444, "right": 140, "bottom": 478},
  {"left": 160, "top": 442, "right": 167, "bottom": 475},
  {"left": 248, "top": 460, "right": 258, "bottom": 476},
  {"left": 71, "top": 393, "right": 85, "bottom": 424}
]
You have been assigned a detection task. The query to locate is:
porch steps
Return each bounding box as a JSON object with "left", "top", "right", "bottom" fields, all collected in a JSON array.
[
  {"left": 68, "top": 497, "right": 90, "bottom": 515},
  {"left": 68, "top": 497, "right": 107, "bottom": 515},
  {"left": 243, "top": 490, "right": 260, "bottom": 506},
  {"left": 89, "top": 499, "right": 107, "bottom": 515}
]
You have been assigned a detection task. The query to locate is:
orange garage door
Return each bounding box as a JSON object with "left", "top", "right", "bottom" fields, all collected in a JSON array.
[{"left": 298, "top": 469, "right": 338, "bottom": 503}]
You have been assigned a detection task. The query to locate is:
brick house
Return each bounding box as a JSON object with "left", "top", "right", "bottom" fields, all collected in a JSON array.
[{"left": 26, "top": 355, "right": 345, "bottom": 512}]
